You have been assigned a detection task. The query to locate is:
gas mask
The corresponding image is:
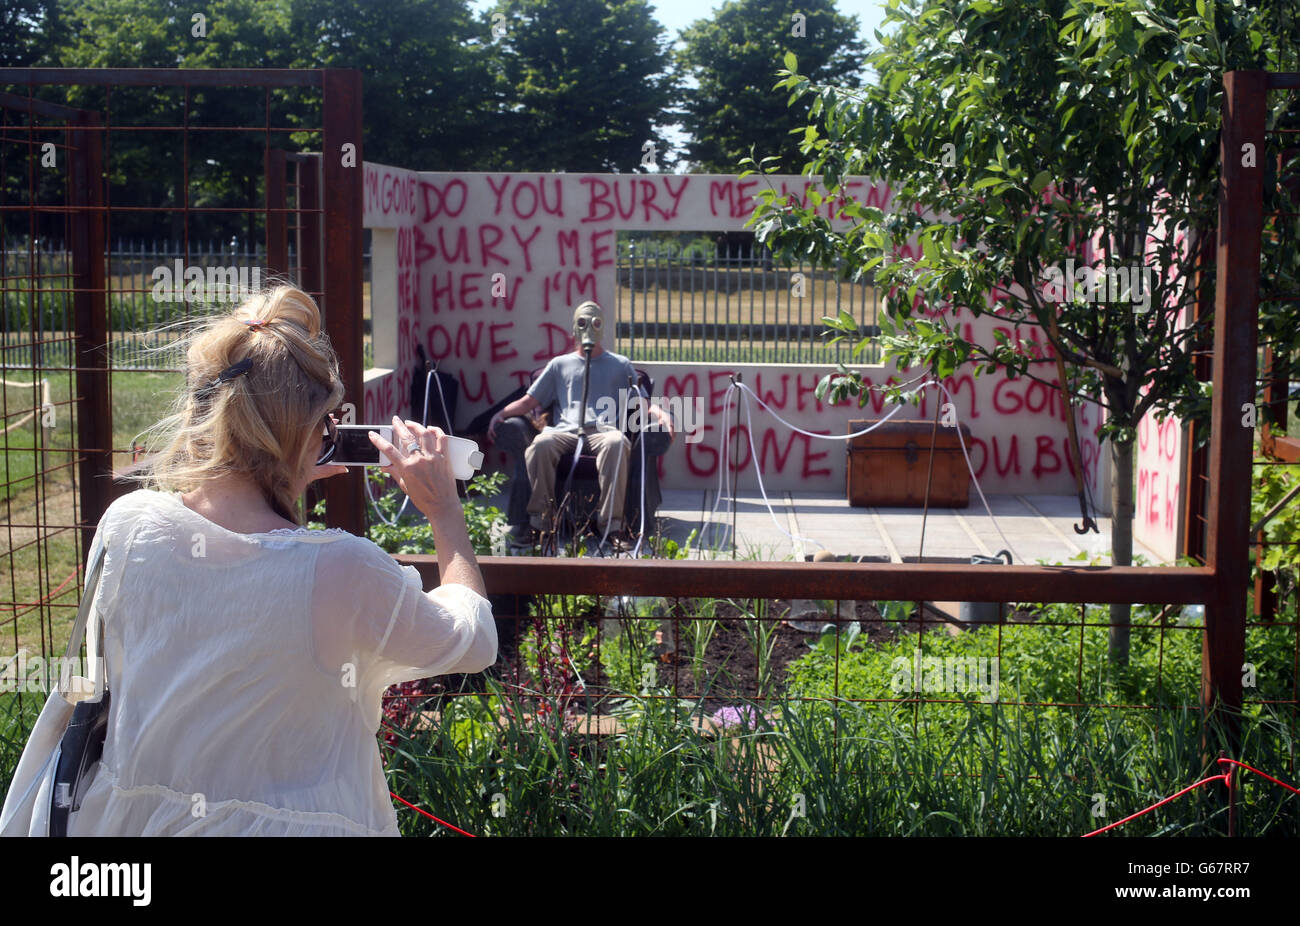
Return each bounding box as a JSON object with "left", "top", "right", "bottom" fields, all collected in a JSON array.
[{"left": 572, "top": 301, "right": 604, "bottom": 350}]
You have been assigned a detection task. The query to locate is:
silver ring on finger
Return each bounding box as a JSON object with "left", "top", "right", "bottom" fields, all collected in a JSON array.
[{"left": 406, "top": 441, "right": 421, "bottom": 454}]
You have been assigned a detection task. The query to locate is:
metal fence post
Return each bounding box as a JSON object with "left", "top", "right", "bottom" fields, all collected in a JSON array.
[
  {"left": 321, "top": 68, "right": 366, "bottom": 535},
  {"left": 69, "top": 113, "right": 112, "bottom": 559},
  {"left": 1204, "top": 70, "right": 1267, "bottom": 755}
]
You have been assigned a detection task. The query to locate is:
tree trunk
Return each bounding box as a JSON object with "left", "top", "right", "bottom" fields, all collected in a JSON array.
[{"left": 1109, "top": 436, "right": 1135, "bottom": 664}]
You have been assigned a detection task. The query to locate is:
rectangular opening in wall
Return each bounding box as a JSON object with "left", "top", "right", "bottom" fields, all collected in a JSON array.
[{"left": 615, "top": 230, "right": 881, "bottom": 364}]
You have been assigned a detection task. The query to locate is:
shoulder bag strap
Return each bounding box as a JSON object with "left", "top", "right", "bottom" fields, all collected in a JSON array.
[{"left": 63, "top": 537, "right": 108, "bottom": 673}]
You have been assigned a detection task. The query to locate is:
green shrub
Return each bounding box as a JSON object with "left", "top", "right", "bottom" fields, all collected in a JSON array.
[{"left": 310, "top": 469, "right": 507, "bottom": 555}]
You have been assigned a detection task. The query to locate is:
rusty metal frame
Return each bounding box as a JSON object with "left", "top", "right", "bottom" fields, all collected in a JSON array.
[
  {"left": 1, "top": 66, "right": 367, "bottom": 695},
  {"left": 0, "top": 90, "right": 112, "bottom": 557},
  {"left": 401, "top": 558, "right": 1213, "bottom": 603},
  {"left": 0, "top": 66, "right": 367, "bottom": 539},
  {"left": 1, "top": 67, "right": 1287, "bottom": 754},
  {"left": 320, "top": 69, "right": 366, "bottom": 535},
  {"left": 67, "top": 112, "right": 110, "bottom": 558},
  {"left": 1200, "top": 70, "right": 1266, "bottom": 740},
  {"left": 391, "top": 72, "right": 1295, "bottom": 748}
]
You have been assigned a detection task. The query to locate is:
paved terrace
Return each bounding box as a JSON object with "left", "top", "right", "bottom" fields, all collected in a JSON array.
[
  {"left": 648, "top": 490, "right": 1168, "bottom": 566},
  {"left": 482, "top": 487, "right": 1167, "bottom": 565},
  {"left": 476, "top": 488, "right": 1170, "bottom": 623}
]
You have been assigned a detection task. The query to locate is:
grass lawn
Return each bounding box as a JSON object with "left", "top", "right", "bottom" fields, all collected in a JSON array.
[{"left": 2, "top": 370, "right": 183, "bottom": 660}]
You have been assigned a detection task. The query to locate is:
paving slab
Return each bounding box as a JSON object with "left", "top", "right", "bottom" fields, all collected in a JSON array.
[
  {"left": 653, "top": 490, "right": 1171, "bottom": 564},
  {"left": 495, "top": 486, "right": 1171, "bottom": 565}
]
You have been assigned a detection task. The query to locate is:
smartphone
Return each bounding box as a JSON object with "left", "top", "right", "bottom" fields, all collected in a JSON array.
[{"left": 331, "top": 425, "right": 393, "bottom": 466}]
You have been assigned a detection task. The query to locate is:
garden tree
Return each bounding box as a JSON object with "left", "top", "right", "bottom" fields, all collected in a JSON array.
[
  {"left": 676, "top": 0, "right": 865, "bottom": 174},
  {"left": 49, "top": 0, "right": 298, "bottom": 241},
  {"left": 0, "top": 1, "right": 72, "bottom": 231},
  {"left": 22, "top": 0, "right": 502, "bottom": 238},
  {"left": 483, "top": 0, "right": 677, "bottom": 172},
  {"left": 747, "top": 0, "right": 1300, "bottom": 664},
  {"left": 0, "top": 0, "right": 67, "bottom": 67},
  {"left": 286, "top": 0, "right": 503, "bottom": 171}
]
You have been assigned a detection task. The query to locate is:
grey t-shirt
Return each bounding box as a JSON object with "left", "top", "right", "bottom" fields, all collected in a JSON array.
[{"left": 527, "top": 349, "right": 637, "bottom": 433}]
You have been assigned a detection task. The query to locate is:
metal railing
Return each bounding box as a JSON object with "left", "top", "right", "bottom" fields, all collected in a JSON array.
[
  {"left": 616, "top": 237, "right": 881, "bottom": 364},
  {"left": 3, "top": 238, "right": 280, "bottom": 370}
]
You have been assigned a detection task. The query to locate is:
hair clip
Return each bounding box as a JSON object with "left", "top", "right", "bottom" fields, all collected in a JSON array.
[
  {"left": 243, "top": 318, "right": 267, "bottom": 331},
  {"left": 194, "top": 357, "right": 254, "bottom": 402}
]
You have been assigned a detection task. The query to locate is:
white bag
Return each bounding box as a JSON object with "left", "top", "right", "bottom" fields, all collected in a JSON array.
[{"left": 0, "top": 540, "right": 107, "bottom": 837}]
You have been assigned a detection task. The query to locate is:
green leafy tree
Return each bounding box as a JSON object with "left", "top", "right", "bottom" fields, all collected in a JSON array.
[
  {"left": 287, "top": 0, "right": 502, "bottom": 170},
  {"left": 483, "top": 0, "right": 677, "bottom": 172},
  {"left": 0, "top": 2, "right": 72, "bottom": 229},
  {"left": 0, "top": 0, "right": 68, "bottom": 67},
  {"left": 749, "top": 0, "right": 1300, "bottom": 664},
  {"left": 48, "top": 0, "right": 296, "bottom": 241},
  {"left": 676, "top": 0, "right": 865, "bottom": 173},
  {"left": 16, "top": 0, "right": 501, "bottom": 239}
]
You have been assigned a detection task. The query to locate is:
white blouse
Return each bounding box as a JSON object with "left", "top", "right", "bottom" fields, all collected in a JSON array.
[{"left": 65, "top": 489, "right": 496, "bottom": 837}]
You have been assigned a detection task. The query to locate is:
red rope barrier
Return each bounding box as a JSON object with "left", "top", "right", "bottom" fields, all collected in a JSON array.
[
  {"left": 1082, "top": 771, "right": 1230, "bottom": 837},
  {"left": 389, "top": 791, "right": 476, "bottom": 837},
  {"left": 1082, "top": 758, "right": 1297, "bottom": 836},
  {"left": 1216, "top": 757, "right": 1300, "bottom": 796},
  {"left": 0, "top": 563, "right": 82, "bottom": 614},
  {"left": 377, "top": 721, "right": 476, "bottom": 836}
]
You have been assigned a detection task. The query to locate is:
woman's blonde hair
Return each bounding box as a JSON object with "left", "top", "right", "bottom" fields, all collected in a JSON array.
[{"left": 132, "top": 285, "right": 344, "bottom": 524}]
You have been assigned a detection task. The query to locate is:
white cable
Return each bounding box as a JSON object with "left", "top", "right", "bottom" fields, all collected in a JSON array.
[
  {"left": 717, "top": 375, "right": 1016, "bottom": 562},
  {"left": 366, "top": 369, "right": 434, "bottom": 529},
  {"left": 1, "top": 377, "right": 48, "bottom": 434},
  {"left": 430, "top": 365, "right": 470, "bottom": 498},
  {"left": 739, "top": 386, "right": 825, "bottom": 554},
  {"left": 708, "top": 377, "right": 925, "bottom": 558},
  {"left": 696, "top": 382, "right": 737, "bottom": 557},
  {"left": 735, "top": 379, "right": 929, "bottom": 440},
  {"left": 432, "top": 369, "right": 454, "bottom": 438},
  {"left": 1, "top": 409, "right": 37, "bottom": 434},
  {"left": 931, "top": 379, "right": 1017, "bottom": 559},
  {"left": 630, "top": 388, "right": 648, "bottom": 559}
]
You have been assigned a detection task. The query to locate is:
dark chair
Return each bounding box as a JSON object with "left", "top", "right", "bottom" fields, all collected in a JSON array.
[{"left": 495, "top": 368, "right": 671, "bottom": 537}]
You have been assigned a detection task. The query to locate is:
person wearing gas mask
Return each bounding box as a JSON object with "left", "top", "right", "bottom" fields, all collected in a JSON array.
[{"left": 487, "top": 300, "right": 672, "bottom": 549}]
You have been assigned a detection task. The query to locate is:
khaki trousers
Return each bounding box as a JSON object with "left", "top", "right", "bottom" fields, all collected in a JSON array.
[{"left": 525, "top": 428, "right": 630, "bottom": 532}]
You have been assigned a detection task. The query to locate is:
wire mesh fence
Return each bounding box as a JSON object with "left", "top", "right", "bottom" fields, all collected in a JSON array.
[
  {"left": 0, "top": 68, "right": 365, "bottom": 741},
  {"left": 373, "top": 559, "right": 1298, "bottom": 835},
  {"left": 0, "top": 67, "right": 1297, "bottom": 836},
  {"left": 2, "top": 237, "right": 278, "bottom": 371}
]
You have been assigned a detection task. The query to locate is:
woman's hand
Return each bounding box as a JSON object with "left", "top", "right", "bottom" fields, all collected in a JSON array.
[
  {"left": 371, "top": 417, "right": 486, "bottom": 599},
  {"left": 370, "top": 416, "right": 459, "bottom": 517}
]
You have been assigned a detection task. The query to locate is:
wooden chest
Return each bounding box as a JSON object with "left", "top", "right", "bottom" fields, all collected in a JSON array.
[{"left": 846, "top": 419, "right": 972, "bottom": 508}]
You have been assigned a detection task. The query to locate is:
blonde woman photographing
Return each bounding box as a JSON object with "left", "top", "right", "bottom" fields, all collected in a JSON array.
[{"left": 65, "top": 285, "right": 495, "bottom": 836}]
